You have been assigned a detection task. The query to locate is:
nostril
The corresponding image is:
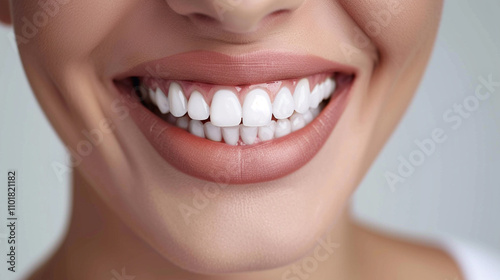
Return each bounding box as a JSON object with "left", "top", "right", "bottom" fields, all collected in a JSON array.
[{"left": 269, "top": 9, "right": 289, "bottom": 17}]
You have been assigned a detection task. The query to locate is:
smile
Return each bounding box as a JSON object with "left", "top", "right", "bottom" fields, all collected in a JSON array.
[
  {"left": 115, "top": 51, "right": 355, "bottom": 184},
  {"left": 136, "top": 73, "right": 337, "bottom": 145}
]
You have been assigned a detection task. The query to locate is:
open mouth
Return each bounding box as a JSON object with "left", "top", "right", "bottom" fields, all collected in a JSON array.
[
  {"left": 114, "top": 51, "right": 355, "bottom": 184},
  {"left": 129, "top": 73, "right": 344, "bottom": 145}
]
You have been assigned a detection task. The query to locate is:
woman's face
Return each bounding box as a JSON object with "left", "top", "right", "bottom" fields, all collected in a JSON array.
[{"left": 7, "top": 0, "right": 442, "bottom": 273}]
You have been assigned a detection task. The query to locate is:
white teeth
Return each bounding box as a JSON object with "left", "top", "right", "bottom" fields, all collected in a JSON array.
[
  {"left": 309, "top": 84, "right": 323, "bottom": 109},
  {"left": 149, "top": 88, "right": 157, "bottom": 105},
  {"left": 210, "top": 89, "right": 242, "bottom": 127},
  {"left": 273, "top": 87, "right": 294, "bottom": 120},
  {"left": 155, "top": 88, "right": 170, "bottom": 114},
  {"left": 275, "top": 119, "right": 291, "bottom": 138},
  {"left": 188, "top": 120, "right": 205, "bottom": 138},
  {"left": 258, "top": 120, "right": 276, "bottom": 141},
  {"left": 204, "top": 122, "right": 222, "bottom": 142},
  {"left": 293, "top": 78, "right": 310, "bottom": 114},
  {"left": 324, "top": 78, "right": 336, "bottom": 99},
  {"left": 290, "top": 113, "right": 306, "bottom": 132},
  {"left": 222, "top": 126, "right": 240, "bottom": 145},
  {"left": 318, "top": 82, "right": 327, "bottom": 100},
  {"left": 303, "top": 110, "right": 314, "bottom": 124},
  {"left": 147, "top": 75, "right": 338, "bottom": 144},
  {"left": 176, "top": 115, "right": 189, "bottom": 130},
  {"left": 168, "top": 82, "right": 188, "bottom": 117},
  {"left": 187, "top": 91, "right": 210, "bottom": 120},
  {"left": 311, "top": 106, "right": 321, "bottom": 118},
  {"left": 243, "top": 88, "right": 272, "bottom": 127},
  {"left": 240, "top": 126, "right": 258, "bottom": 145}
]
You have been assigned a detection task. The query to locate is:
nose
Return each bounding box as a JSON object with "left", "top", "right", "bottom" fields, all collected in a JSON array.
[{"left": 165, "top": 0, "right": 305, "bottom": 33}]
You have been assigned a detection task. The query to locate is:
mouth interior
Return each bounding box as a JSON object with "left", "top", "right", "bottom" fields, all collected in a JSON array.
[{"left": 119, "top": 72, "right": 352, "bottom": 146}]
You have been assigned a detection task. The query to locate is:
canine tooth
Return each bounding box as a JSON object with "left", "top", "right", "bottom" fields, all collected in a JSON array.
[
  {"left": 176, "top": 115, "right": 189, "bottom": 130},
  {"left": 311, "top": 106, "right": 321, "bottom": 118},
  {"left": 324, "top": 78, "right": 336, "bottom": 99},
  {"left": 240, "top": 126, "right": 258, "bottom": 145},
  {"left": 149, "top": 88, "right": 157, "bottom": 105},
  {"left": 210, "top": 89, "right": 242, "bottom": 127},
  {"left": 272, "top": 87, "right": 294, "bottom": 119},
  {"left": 243, "top": 88, "right": 272, "bottom": 127},
  {"left": 275, "top": 119, "right": 291, "bottom": 138},
  {"left": 204, "top": 122, "right": 222, "bottom": 142},
  {"left": 168, "top": 82, "right": 187, "bottom": 117},
  {"left": 303, "top": 110, "right": 314, "bottom": 124},
  {"left": 323, "top": 79, "right": 331, "bottom": 99},
  {"left": 189, "top": 120, "right": 205, "bottom": 138},
  {"left": 318, "top": 82, "right": 327, "bottom": 100},
  {"left": 309, "top": 84, "right": 322, "bottom": 109},
  {"left": 258, "top": 120, "right": 276, "bottom": 141},
  {"left": 155, "top": 88, "right": 170, "bottom": 114},
  {"left": 293, "top": 78, "right": 310, "bottom": 114},
  {"left": 222, "top": 126, "right": 240, "bottom": 145},
  {"left": 290, "top": 113, "right": 306, "bottom": 131},
  {"left": 187, "top": 91, "right": 210, "bottom": 120}
]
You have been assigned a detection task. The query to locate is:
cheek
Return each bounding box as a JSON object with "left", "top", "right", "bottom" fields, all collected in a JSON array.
[
  {"left": 338, "top": 0, "right": 443, "bottom": 63},
  {"left": 12, "top": 0, "right": 138, "bottom": 71}
]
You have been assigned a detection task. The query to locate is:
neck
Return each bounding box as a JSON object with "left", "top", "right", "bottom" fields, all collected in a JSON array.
[{"left": 34, "top": 169, "right": 360, "bottom": 280}]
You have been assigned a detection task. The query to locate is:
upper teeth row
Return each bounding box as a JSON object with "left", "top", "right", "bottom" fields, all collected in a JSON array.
[{"left": 147, "top": 77, "right": 336, "bottom": 128}]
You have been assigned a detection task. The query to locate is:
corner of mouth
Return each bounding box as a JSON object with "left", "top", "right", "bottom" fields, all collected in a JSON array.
[{"left": 114, "top": 71, "right": 354, "bottom": 146}]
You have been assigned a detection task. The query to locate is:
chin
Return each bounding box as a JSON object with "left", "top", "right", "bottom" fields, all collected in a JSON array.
[{"left": 143, "top": 176, "right": 347, "bottom": 274}]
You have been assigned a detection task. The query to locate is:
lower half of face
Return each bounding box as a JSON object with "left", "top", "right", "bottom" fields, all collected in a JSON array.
[{"left": 12, "top": 0, "right": 442, "bottom": 273}]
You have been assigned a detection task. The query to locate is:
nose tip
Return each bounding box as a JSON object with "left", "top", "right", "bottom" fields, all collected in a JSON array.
[{"left": 166, "top": 0, "right": 305, "bottom": 33}]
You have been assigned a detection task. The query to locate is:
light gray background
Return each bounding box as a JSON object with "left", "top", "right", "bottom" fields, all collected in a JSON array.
[{"left": 0, "top": 1, "right": 499, "bottom": 279}]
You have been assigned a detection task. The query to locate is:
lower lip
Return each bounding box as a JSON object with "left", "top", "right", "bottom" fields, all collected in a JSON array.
[{"left": 119, "top": 80, "right": 351, "bottom": 184}]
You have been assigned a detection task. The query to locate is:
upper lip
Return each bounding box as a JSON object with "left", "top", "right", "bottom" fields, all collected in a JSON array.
[{"left": 115, "top": 50, "right": 357, "bottom": 86}]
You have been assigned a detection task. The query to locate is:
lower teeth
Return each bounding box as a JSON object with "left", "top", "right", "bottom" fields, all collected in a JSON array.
[{"left": 155, "top": 102, "right": 326, "bottom": 145}]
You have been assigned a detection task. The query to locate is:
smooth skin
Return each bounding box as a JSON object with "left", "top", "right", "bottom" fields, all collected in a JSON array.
[{"left": 1, "top": 0, "right": 462, "bottom": 279}]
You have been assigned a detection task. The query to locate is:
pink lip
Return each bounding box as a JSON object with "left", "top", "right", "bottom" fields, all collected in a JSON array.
[
  {"left": 116, "top": 51, "right": 354, "bottom": 184},
  {"left": 115, "top": 50, "right": 357, "bottom": 85}
]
